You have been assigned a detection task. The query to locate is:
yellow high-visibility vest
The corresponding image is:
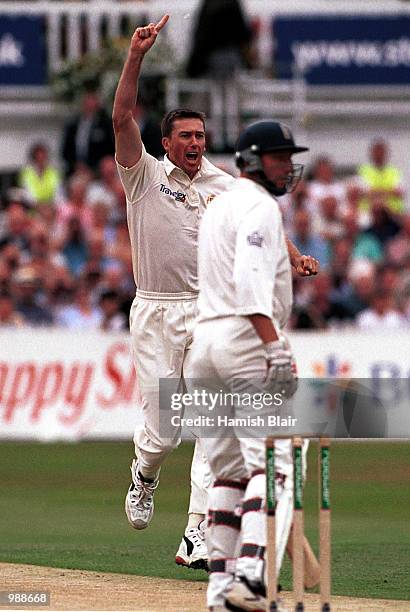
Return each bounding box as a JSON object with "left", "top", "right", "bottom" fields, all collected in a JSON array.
[
  {"left": 358, "top": 164, "right": 404, "bottom": 214},
  {"left": 19, "top": 166, "right": 60, "bottom": 204}
]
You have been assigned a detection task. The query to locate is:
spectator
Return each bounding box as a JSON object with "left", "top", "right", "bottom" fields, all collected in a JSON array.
[
  {"left": 18, "top": 142, "right": 61, "bottom": 206},
  {"left": 99, "top": 290, "right": 127, "bottom": 331},
  {"left": 279, "top": 178, "right": 308, "bottom": 234},
  {"left": 90, "top": 201, "right": 117, "bottom": 246},
  {"left": 379, "top": 264, "right": 401, "bottom": 295},
  {"left": 335, "top": 260, "right": 377, "bottom": 319},
  {"left": 5, "top": 122, "right": 408, "bottom": 334},
  {"left": 13, "top": 266, "right": 53, "bottom": 327},
  {"left": 0, "top": 259, "right": 12, "bottom": 292},
  {"left": 100, "top": 261, "right": 128, "bottom": 292},
  {"left": 87, "top": 156, "right": 124, "bottom": 215},
  {"left": 357, "top": 138, "right": 405, "bottom": 214},
  {"left": 27, "top": 223, "right": 65, "bottom": 284},
  {"left": 61, "top": 89, "right": 115, "bottom": 177},
  {"left": 291, "top": 209, "right": 329, "bottom": 268},
  {"left": 292, "top": 272, "right": 350, "bottom": 329},
  {"left": 43, "top": 264, "right": 75, "bottom": 321},
  {"left": 186, "top": 0, "right": 254, "bottom": 150},
  {"left": 81, "top": 230, "right": 114, "bottom": 279},
  {"left": 330, "top": 237, "right": 353, "bottom": 279},
  {"left": 342, "top": 211, "right": 383, "bottom": 263},
  {"left": 59, "top": 217, "right": 89, "bottom": 277},
  {"left": 186, "top": 0, "right": 253, "bottom": 79},
  {"left": 0, "top": 291, "right": 23, "bottom": 328},
  {"left": 307, "top": 156, "right": 346, "bottom": 218},
  {"left": 1, "top": 202, "right": 32, "bottom": 255},
  {"left": 344, "top": 181, "right": 368, "bottom": 228},
  {"left": 108, "top": 219, "right": 133, "bottom": 274},
  {"left": 133, "top": 101, "right": 163, "bottom": 159},
  {"left": 356, "top": 288, "right": 407, "bottom": 330},
  {"left": 36, "top": 201, "right": 57, "bottom": 232},
  {"left": 57, "top": 175, "right": 93, "bottom": 234},
  {"left": 364, "top": 196, "right": 401, "bottom": 246},
  {"left": 378, "top": 264, "right": 406, "bottom": 313},
  {"left": 82, "top": 269, "right": 103, "bottom": 298},
  {"left": 401, "top": 269, "right": 410, "bottom": 322},
  {"left": 313, "top": 195, "right": 344, "bottom": 242},
  {"left": 98, "top": 262, "right": 133, "bottom": 318},
  {"left": 57, "top": 282, "right": 102, "bottom": 330},
  {"left": 0, "top": 239, "right": 21, "bottom": 277},
  {"left": 386, "top": 213, "right": 410, "bottom": 266}
]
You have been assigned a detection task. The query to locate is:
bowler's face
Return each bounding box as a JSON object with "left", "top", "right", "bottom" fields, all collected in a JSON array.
[
  {"left": 261, "top": 151, "right": 294, "bottom": 190},
  {"left": 162, "top": 118, "right": 206, "bottom": 179}
]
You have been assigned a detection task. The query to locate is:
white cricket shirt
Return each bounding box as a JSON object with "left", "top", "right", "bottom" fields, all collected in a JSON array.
[
  {"left": 116, "top": 145, "right": 235, "bottom": 293},
  {"left": 197, "top": 177, "right": 292, "bottom": 329}
]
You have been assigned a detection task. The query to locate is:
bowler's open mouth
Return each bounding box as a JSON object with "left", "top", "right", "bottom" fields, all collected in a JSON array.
[{"left": 186, "top": 152, "right": 199, "bottom": 161}]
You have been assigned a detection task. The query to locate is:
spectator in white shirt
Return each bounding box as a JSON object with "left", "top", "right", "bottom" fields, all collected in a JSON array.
[
  {"left": 57, "top": 283, "right": 102, "bottom": 330},
  {"left": 306, "top": 156, "right": 346, "bottom": 226},
  {"left": 356, "top": 288, "right": 407, "bottom": 330}
]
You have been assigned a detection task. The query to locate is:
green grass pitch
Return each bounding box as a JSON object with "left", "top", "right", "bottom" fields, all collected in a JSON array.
[{"left": 0, "top": 441, "right": 408, "bottom": 601}]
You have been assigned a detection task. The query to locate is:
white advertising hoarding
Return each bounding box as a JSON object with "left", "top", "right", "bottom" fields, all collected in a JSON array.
[
  {"left": 0, "top": 329, "right": 408, "bottom": 440},
  {"left": 0, "top": 329, "right": 139, "bottom": 440}
]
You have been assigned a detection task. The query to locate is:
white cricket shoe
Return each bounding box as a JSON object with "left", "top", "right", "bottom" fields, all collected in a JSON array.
[
  {"left": 175, "top": 519, "right": 208, "bottom": 570},
  {"left": 225, "top": 576, "right": 266, "bottom": 612},
  {"left": 225, "top": 576, "right": 288, "bottom": 612},
  {"left": 124, "top": 459, "right": 158, "bottom": 530}
]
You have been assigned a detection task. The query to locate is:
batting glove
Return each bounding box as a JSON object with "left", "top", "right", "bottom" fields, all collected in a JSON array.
[{"left": 264, "top": 340, "right": 298, "bottom": 398}]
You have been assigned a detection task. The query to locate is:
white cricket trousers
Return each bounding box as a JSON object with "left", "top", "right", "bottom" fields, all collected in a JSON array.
[
  {"left": 188, "top": 316, "right": 295, "bottom": 607},
  {"left": 129, "top": 289, "right": 211, "bottom": 514}
]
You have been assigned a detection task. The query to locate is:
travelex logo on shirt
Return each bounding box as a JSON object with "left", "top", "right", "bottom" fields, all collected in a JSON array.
[
  {"left": 247, "top": 231, "right": 264, "bottom": 247},
  {"left": 160, "top": 183, "right": 186, "bottom": 203}
]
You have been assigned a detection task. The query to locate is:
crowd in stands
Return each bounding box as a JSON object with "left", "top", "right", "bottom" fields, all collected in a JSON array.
[
  {"left": 0, "top": 88, "right": 409, "bottom": 332},
  {"left": 281, "top": 141, "right": 409, "bottom": 329}
]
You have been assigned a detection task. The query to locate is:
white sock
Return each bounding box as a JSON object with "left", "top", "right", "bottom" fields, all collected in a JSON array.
[
  {"left": 139, "top": 465, "right": 160, "bottom": 482},
  {"left": 186, "top": 512, "right": 205, "bottom": 531}
]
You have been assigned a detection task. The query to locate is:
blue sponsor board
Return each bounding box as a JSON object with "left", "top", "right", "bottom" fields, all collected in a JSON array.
[
  {"left": 0, "top": 16, "right": 46, "bottom": 85},
  {"left": 273, "top": 15, "right": 410, "bottom": 85}
]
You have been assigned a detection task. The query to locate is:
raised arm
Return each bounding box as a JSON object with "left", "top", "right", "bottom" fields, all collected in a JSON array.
[{"left": 112, "top": 14, "right": 169, "bottom": 168}]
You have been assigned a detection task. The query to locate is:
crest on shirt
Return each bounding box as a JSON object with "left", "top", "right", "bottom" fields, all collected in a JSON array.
[
  {"left": 206, "top": 194, "right": 216, "bottom": 206},
  {"left": 247, "top": 231, "right": 264, "bottom": 247}
]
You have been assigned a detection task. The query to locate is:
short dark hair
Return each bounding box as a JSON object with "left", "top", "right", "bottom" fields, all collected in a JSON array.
[
  {"left": 161, "top": 109, "right": 206, "bottom": 138},
  {"left": 29, "top": 142, "right": 48, "bottom": 162},
  {"left": 99, "top": 290, "right": 120, "bottom": 303}
]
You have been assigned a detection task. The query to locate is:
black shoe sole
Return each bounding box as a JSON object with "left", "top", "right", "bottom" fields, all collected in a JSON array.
[
  {"left": 189, "top": 558, "right": 209, "bottom": 571},
  {"left": 175, "top": 558, "right": 209, "bottom": 571},
  {"left": 225, "top": 601, "right": 246, "bottom": 612},
  {"left": 225, "top": 601, "right": 265, "bottom": 612}
]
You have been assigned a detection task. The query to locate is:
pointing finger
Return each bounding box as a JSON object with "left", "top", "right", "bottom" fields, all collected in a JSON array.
[{"left": 155, "top": 14, "right": 169, "bottom": 32}]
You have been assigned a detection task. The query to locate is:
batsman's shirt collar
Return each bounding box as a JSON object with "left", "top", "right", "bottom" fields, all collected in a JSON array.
[{"left": 239, "top": 177, "right": 275, "bottom": 197}]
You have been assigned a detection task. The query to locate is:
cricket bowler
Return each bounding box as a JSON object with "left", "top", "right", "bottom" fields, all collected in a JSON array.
[{"left": 112, "top": 14, "right": 318, "bottom": 571}]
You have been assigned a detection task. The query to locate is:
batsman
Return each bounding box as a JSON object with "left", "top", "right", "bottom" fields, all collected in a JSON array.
[
  {"left": 112, "top": 13, "right": 318, "bottom": 571},
  {"left": 189, "top": 120, "right": 310, "bottom": 611}
]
